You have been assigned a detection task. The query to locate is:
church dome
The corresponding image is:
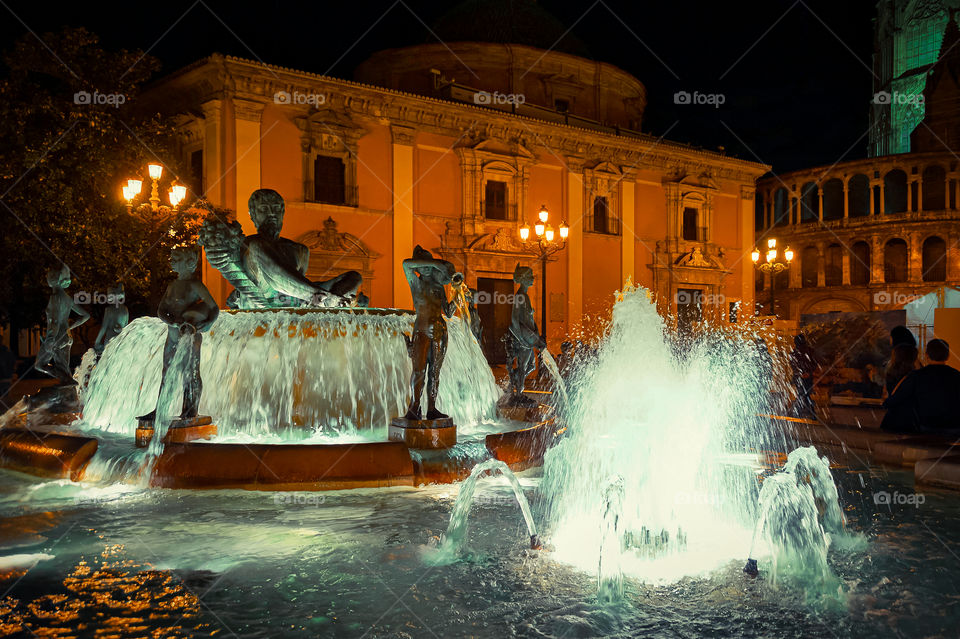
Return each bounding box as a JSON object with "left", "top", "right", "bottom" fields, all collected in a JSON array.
[{"left": 430, "top": 0, "right": 590, "bottom": 58}]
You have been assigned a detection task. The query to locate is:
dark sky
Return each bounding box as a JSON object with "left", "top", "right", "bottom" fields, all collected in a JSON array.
[{"left": 0, "top": 0, "right": 877, "bottom": 173}]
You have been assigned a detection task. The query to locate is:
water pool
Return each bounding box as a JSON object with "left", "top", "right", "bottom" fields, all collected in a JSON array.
[{"left": 1, "top": 460, "right": 957, "bottom": 638}]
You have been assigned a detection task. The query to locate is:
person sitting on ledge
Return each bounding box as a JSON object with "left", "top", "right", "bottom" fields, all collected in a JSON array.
[
  {"left": 885, "top": 325, "right": 919, "bottom": 397},
  {"left": 881, "top": 338, "right": 960, "bottom": 434}
]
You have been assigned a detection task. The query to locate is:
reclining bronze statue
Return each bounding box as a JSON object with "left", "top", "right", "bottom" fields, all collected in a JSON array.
[{"left": 199, "top": 189, "right": 362, "bottom": 309}]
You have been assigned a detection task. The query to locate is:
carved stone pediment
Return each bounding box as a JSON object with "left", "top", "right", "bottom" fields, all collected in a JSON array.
[
  {"left": 295, "top": 109, "right": 366, "bottom": 149},
  {"left": 675, "top": 247, "right": 719, "bottom": 268},
  {"left": 296, "top": 217, "right": 380, "bottom": 283},
  {"left": 467, "top": 227, "right": 524, "bottom": 254},
  {"left": 468, "top": 137, "right": 537, "bottom": 162}
]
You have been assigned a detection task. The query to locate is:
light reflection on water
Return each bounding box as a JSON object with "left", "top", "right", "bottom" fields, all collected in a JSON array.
[{"left": 0, "top": 462, "right": 958, "bottom": 638}]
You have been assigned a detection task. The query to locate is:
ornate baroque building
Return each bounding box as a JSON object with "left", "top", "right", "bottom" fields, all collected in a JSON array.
[{"left": 146, "top": 5, "right": 765, "bottom": 358}]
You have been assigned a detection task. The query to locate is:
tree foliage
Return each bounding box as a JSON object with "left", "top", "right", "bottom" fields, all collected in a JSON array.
[{"left": 0, "top": 27, "right": 198, "bottom": 347}]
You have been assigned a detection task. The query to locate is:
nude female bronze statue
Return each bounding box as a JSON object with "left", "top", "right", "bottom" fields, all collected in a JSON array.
[
  {"left": 503, "top": 264, "right": 545, "bottom": 405},
  {"left": 138, "top": 246, "right": 219, "bottom": 424},
  {"left": 35, "top": 264, "right": 89, "bottom": 385},
  {"left": 94, "top": 284, "right": 128, "bottom": 355},
  {"left": 402, "top": 245, "right": 456, "bottom": 421}
]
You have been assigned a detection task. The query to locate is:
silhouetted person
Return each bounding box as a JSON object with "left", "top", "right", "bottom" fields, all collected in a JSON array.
[
  {"left": 882, "top": 338, "right": 960, "bottom": 433},
  {"left": 885, "top": 325, "right": 918, "bottom": 396}
]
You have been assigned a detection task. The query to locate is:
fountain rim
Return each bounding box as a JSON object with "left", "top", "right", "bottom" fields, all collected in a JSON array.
[{"left": 222, "top": 307, "right": 415, "bottom": 317}]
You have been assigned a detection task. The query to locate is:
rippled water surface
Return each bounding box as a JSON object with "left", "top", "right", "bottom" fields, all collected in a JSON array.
[{"left": 1, "top": 461, "right": 958, "bottom": 638}]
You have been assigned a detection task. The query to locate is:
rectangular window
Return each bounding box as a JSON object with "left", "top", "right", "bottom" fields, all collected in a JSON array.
[
  {"left": 682, "top": 207, "right": 700, "bottom": 241},
  {"left": 484, "top": 180, "right": 508, "bottom": 220},
  {"left": 314, "top": 155, "right": 346, "bottom": 205},
  {"left": 588, "top": 196, "right": 619, "bottom": 234}
]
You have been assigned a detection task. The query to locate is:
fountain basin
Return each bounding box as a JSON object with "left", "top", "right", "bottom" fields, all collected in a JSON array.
[
  {"left": 0, "top": 429, "right": 98, "bottom": 481},
  {"left": 0, "top": 405, "right": 558, "bottom": 490}
]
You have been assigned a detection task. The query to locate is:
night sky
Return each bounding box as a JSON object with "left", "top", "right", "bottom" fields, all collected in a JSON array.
[{"left": 0, "top": 0, "right": 877, "bottom": 173}]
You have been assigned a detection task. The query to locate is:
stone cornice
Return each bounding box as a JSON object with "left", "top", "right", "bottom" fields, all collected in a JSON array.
[{"left": 149, "top": 55, "right": 770, "bottom": 184}]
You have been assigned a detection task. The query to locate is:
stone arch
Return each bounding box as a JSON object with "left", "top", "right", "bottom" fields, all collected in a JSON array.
[
  {"left": 848, "top": 174, "right": 870, "bottom": 217},
  {"left": 922, "top": 235, "right": 947, "bottom": 281},
  {"left": 850, "top": 241, "right": 871, "bottom": 286},
  {"left": 801, "top": 245, "right": 819, "bottom": 288},
  {"left": 884, "top": 238, "right": 909, "bottom": 283},
  {"left": 922, "top": 164, "right": 946, "bottom": 211},
  {"left": 802, "top": 296, "right": 866, "bottom": 314},
  {"left": 884, "top": 168, "right": 908, "bottom": 214},
  {"left": 824, "top": 243, "right": 843, "bottom": 286},
  {"left": 822, "top": 178, "right": 844, "bottom": 220}
]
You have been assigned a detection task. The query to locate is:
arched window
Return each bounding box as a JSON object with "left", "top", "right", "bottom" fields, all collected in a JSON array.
[
  {"left": 850, "top": 242, "right": 871, "bottom": 285},
  {"left": 922, "top": 236, "right": 947, "bottom": 281},
  {"left": 800, "top": 182, "right": 818, "bottom": 222},
  {"left": 822, "top": 178, "right": 844, "bottom": 220},
  {"left": 825, "top": 244, "right": 843, "bottom": 286},
  {"left": 848, "top": 174, "right": 870, "bottom": 217},
  {"left": 773, "top": 188, "right": 790, "bottom": 226},
  {"left": 884, "top": 238, "right": 908, "bottom": 283},
  {"left": 884, "top": 169, "right": 908, "bottom": 214},
  {"left": 802, "top": 246, "right": 819, "bottom": 288},
  {"left": 922, "top": 165, "right": 946, "bottom": 211}
]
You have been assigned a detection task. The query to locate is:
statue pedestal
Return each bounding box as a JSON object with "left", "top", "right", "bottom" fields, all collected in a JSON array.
[
  {"left": 388, "top": 417, "right": 456, "bottom": 449},
  {"left": 135, "top": 415, "right": 217, "bottom": 448}
]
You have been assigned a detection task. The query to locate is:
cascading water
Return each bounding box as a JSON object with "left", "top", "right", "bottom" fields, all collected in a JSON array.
[
  {"left": 542, "top": 284, "right": 794, "bottom": 583},
  {"left": 77, "top": 310, "right": 499, "bottom": 439},
  {"left": 431, "top": 459, "right": 538, "bottom": 564},
  {"left": 539, "top": 349, "right": 569, "bottom": 407}
]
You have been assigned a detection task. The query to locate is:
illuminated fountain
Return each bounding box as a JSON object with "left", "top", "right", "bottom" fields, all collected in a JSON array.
[{"left": 540, "top": 284, "right": 802, "bottom": 584}]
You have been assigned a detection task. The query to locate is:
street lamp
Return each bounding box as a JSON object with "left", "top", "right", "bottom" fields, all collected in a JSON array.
[
  {"left": 122, "top": 163, "right": 187, "bottom": 215},
  {"left": 519, "top": 204, "right": 568, "bottom": 342},
  {"left": 751, "top": 237, "right": 793, "bottom": 316}
]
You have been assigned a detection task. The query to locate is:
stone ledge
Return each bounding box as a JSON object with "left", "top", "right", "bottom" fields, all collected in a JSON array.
[
  {"left": 915, "top": 455, "right": 960, "bottom": 490},
  {"left": 0, "top": 428, "right": 98, "bottom": 481}
]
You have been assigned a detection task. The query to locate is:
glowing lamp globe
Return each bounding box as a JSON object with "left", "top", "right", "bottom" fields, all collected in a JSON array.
[{"left": 148, "top": 164, "right": 164, "bottom": 180}]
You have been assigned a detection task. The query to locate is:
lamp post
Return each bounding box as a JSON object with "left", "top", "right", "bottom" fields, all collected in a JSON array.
[
  {"left": 121, "top": 163, "right": 187, "bottom": 216},
  {"left": 751, "top": 237, "right": 794, "bottom": 317},
  {"left": 519, "top": 204, "right": 568, "bottom": 341}
]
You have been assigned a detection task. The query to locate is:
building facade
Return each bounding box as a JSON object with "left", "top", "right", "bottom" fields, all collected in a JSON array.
[
  {"left": 147, "top": 44, "right": 765, "bottom": 360},
  {"left": 755, "top": 150, "right": 960, "bottom": 320}
]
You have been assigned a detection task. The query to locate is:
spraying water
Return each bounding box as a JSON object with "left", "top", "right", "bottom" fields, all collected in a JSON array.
[
  {"left": 543, "top": 284, "right": 793, "bottom": 583},
  {"left": 432, "top": 459, "right": 538, "bottom": 564},
  {"left": 598, "top": 475, "right": 625, "bottom": 602},
  {"left": 78, "top": 310, "right": 499, "bottom": 438}
]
